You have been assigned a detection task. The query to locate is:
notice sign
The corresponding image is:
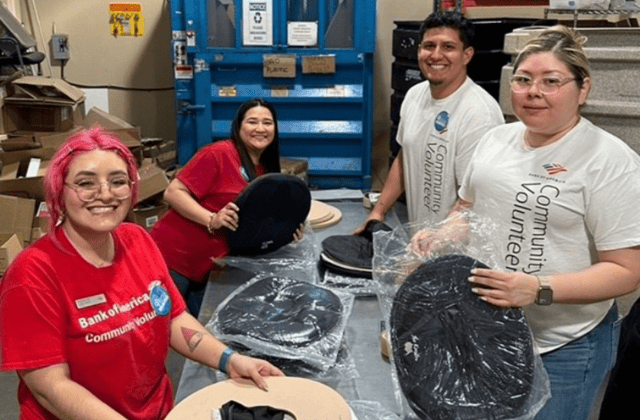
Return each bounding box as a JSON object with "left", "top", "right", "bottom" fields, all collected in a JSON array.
[
  {"left": 263, "top": 55, "right": 296, "bottom": 78},
  {"left": 243, "top": 0, "right": 273, "bottom": 46},
  {"left": 288, "top": 21, "right": 318, "bottom": 47},
  {"left": 109, "top": 3, "right": 144, "bottom": 37}
]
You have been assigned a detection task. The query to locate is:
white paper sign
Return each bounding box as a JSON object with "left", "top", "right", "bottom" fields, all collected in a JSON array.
[
  {"left": 243, "top": 0, "right": 273, "bottom": 46},
  {"left": 287, "top": 21, "right": 318, "bottom": 46}
]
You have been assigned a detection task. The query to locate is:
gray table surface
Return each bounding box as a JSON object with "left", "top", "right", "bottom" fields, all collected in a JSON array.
[{"left": 174, "top": 199, "right": 407, "bottom": 417}]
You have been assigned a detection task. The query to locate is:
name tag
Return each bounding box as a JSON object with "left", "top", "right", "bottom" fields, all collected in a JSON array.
[{"left": 75, "top": 294, "right": 107, "bottom": 309}]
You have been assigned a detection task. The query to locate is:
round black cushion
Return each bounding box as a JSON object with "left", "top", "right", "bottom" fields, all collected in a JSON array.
[
  {"left": 320, "top": 220, "right": 392, "bottom": 278},
  {"left": 228, "top": 173, "right": 311, "bottom": 256},
  {"left": 390, "top": 254, "right": 535, "bottom": 420},
  {"left": 216, "top": 276, "right": 343, "bottom": 348}
]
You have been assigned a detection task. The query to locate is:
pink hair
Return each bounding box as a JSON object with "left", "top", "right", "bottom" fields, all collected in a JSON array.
[{"left": 44, "top": 125, "right": 139, "bottom": 234}]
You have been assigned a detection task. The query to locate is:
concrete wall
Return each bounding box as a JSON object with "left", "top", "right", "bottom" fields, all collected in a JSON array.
[{"left": 3, "top": 0, "right": 546, "bottom": 182}]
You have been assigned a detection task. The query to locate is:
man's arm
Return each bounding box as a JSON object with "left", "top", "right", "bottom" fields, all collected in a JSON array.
[{"left": 354, "top": 150, "right": 405, "bottom": 234}]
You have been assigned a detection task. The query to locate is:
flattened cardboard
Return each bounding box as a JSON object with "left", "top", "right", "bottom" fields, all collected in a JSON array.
[
  {"left": 263, "top": 54, "right": 296, "bottom": 78},
  {"left": 3, "top": 76, "right": 86, "bottom": 133},
  {"left": 0, "top": 194, "right": 35, "bottom": 245},
  {"left": 6, "top": 76, "right": 85, "bottom": 106},
  {"left": 136, "top": 163, "right": 169, "bottom": 202},
  {"left": 83, "top": 106, "right": 135, "bottom": 129},
  {"left": 166, "top": 377, "right": 352, "bottom": 420},
  {"left": 302, "top": 55, "right": 336, "bottom": 74},
  {"left": 0, "top": 233, "right": 22, "bottom": 276},
  {"left": 0, "top": 148, "right": 54, "bottom": 203},
  {"left": 127, "top": 199, "right": 169, "bottom": 231}
]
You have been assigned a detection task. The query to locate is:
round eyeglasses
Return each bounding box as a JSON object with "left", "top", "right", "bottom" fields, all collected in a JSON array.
[
  {"left": 510, "top": 74, "right": 576, "bottom": 95},
  {"left": 65, "top": 177, "right": 132, "bottom": 203}
]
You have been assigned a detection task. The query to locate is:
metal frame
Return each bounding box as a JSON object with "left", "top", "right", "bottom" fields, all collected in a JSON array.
[{"left": 170, "top": 0, "right": 376, "bottom": 189}]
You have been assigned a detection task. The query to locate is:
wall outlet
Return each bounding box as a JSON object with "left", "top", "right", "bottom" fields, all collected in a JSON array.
[{"left": 51, "top": 34, "right": 70, "bottom": 61}]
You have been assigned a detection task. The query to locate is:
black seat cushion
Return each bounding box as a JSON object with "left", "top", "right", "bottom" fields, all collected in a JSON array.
[
  {"left": 216, "top": 276, "right": 343, "bottom": 348},
  {"left": 320, "top": 220, "right": 392, "bottom": 278},
  {"left": 390, "top": 254, "right": 535, "bottom": 420},
  {"left": 228, "top": 173, "right": 311, "bottom": 256}
]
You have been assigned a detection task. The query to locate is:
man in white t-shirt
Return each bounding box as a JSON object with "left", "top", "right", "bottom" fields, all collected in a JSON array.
[{"left": 357, "top": 11, "right": 504, "bottom": 231}]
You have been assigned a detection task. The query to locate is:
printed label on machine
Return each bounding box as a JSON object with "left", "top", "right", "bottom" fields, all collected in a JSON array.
[{"left": 243, "top": 0, "right": 273, "bottom": 46}]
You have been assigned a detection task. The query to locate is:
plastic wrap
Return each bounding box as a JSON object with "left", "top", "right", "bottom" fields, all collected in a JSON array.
[
  {"left": 373, "top": 215, "right": 551, "bottom": 420},
  {"left": 207, "top": 273, "right": 355, "bottom": 373},
  {"left": 319, "top": 270, "right": 379, "bottom": 297},
  {"left": 219, "top": 222, "right": 320, "bottom": 284}
]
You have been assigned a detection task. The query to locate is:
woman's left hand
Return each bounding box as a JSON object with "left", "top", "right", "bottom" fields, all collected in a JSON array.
[
  {"left": 468, "top": 268, "right": 539, "bottom": 307},
  {"left": 227, "top": 353, "right": 284, "bottom": 391},
  {"left": 293, "top": 223, "right": 305, "bottom": 242}
]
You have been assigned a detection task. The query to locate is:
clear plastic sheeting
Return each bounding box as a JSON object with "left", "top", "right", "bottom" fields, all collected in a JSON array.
[
  {"left": 349, "top": 400, "right": 403, "bottom": 420},
  {"left": 219, "top": 222, "right": 320, "bottom": 284},
  {"left": 373, "top": 215, "right": 551, "bottom": 420},
  {"left": 319, "top": 270, "right": 379, "bottom": 297},
  {"left": 207, "top": 274, "right": 355, "bottom": 374}
]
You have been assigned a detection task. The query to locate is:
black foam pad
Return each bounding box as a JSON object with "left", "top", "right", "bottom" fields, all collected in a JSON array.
[
  {"left": 390, "top": 254, "right": 535, "bottom": 420},
  {"left": 228, "top": 173, "right": 311, "bottom": 256},
  {"left": 216, "top": 276, "right": 343, "bottom": 348}
]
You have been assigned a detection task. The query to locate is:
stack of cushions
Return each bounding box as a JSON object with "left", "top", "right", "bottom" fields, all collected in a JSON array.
[
  {"left": 320, "top": 220, "right": 392, "bottom": 278},
  {"left": 228, "top": 174, "right": 311, "bottom": 256},
  {"left": 390, "top": 254, "right": 535, "bottom": 420}
]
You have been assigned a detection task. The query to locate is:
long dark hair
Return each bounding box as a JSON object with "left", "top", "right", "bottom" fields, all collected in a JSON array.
[{"left": 230, "top": 98, "right": 281, "bottom": 180}]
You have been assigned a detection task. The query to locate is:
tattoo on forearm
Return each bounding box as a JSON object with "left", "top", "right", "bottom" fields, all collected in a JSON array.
[{"left": 181, "top": 327, "right": 204, "bottom": 352}]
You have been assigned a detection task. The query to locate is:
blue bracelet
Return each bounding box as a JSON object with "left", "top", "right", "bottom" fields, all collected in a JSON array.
[{"left": 219, "top": 348, "right": 235, "bottom": 375}]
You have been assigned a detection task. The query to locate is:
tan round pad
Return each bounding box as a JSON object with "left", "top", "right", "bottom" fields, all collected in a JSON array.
[
  {"left": 166, "top": 377, "right": 352, "bottom": 420},
  {"left": 308, "top": 200, "right": 334, "bottom": 224},
  {"left": 308, "top": 200, "right": 342, "bottom": 230}
]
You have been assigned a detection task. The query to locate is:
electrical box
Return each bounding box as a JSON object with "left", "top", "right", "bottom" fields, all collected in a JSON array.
[
  {"left": 51, "top": 34, "right": 70, "bottom": 61},
  {"left": 169, "top": 0, "right": 376, "bottom": 189}
]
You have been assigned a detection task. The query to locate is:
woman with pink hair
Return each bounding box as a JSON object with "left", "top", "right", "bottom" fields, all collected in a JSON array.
[{"left": 0, "top": 127, "right": 282, "bottom": 420}]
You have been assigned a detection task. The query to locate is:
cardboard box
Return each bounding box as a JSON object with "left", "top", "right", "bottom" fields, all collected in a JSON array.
[
  {"left": 82, "top": 107, "right": 142, "bottom": 149},
  {"left": 83, "top": 106, "right": 135, "bottom": 129},
  {"left": 136, "top": 163, "right": 169, "bottom": 202},
  {"left": 3, "top": 76, "right": 86, "bottom": 132},
  {"left": 0, "top": 194, "right": 35, "bottom": 245},
  {"left": 0, "top": 147, "right": 54, "bottom": 202},
  {"left": 128, "top": 199, "right": 169, "bottom": 231},
  {"left": 3, "top": 102, "right": 85, "bottom": 132},
  {"left": 0, "top": 233, "right": 22, "bottom": 276},
  {"left": 0, "top": 134, "right": 41, "bottom": 152}
]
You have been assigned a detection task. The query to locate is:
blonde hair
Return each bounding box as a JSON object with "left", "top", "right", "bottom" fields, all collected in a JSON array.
[{"left": 514, "top": 25, "right": 591, "bottom": 88}]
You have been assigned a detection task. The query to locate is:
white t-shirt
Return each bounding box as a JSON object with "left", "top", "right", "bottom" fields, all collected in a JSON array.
[
  {"left": 459, "top": 118, "right": 640, "bottom": 353},
  {"left": 397, "top": 77, "right": 504, "bottom": 225}
]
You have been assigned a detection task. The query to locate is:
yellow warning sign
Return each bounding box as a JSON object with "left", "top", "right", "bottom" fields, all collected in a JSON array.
[{"left": 109, "top": 3, "right": 144, "bottom": 37}]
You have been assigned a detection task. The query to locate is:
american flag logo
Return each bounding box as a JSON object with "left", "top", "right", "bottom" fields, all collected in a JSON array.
[{"left": 543, "top": 163, "right": 568, "bottom": 175}]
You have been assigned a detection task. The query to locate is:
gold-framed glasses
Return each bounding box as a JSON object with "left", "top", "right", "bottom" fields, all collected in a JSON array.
[
  {"left": 65, "top": 177, "right": 132, "bottom": 202},
  {"left": 510, "top": 74, "right": 576, "bottom": 95}
]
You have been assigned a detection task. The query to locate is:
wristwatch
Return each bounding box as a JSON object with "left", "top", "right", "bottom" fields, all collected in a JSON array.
[{"left": 535, "top": 275, "right": 553, "bottom": 306}]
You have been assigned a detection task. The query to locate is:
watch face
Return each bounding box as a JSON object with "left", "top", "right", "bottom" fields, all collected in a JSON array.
[{"left": 537, "top": 288, "right": 553, "bottom": 306}]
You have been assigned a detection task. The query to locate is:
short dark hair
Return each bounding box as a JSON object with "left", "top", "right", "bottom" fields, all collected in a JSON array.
[
  {"left": 419, "top": 11, "right": 475, "bottom": 49},
  {"left": 230, "top": 98, "right": 281, "bottom": 180}
]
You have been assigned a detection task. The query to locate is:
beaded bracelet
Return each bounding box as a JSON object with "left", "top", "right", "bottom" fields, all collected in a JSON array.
[{"left": 218, "top": 348, "right": 235, "bottom": 375}]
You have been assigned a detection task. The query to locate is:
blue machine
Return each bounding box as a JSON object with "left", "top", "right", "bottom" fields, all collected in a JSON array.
[{"left": 169, "top": 0, "right": 376, "bottom": 189}]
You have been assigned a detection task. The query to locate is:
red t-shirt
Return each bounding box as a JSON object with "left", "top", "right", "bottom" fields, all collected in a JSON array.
[
  {"left": 151, "top": 140, "right": 263, "bottom": 281},
  {"left": 0, "top": 223, "right": 186, "bottom": 420}
]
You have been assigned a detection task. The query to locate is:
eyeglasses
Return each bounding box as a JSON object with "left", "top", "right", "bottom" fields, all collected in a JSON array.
[
  {"left": 510, "top": 74, "right": 576, "bottom": 95},
  {"left": 65, "top": 177, "right": 132, "bottom": 202}
]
